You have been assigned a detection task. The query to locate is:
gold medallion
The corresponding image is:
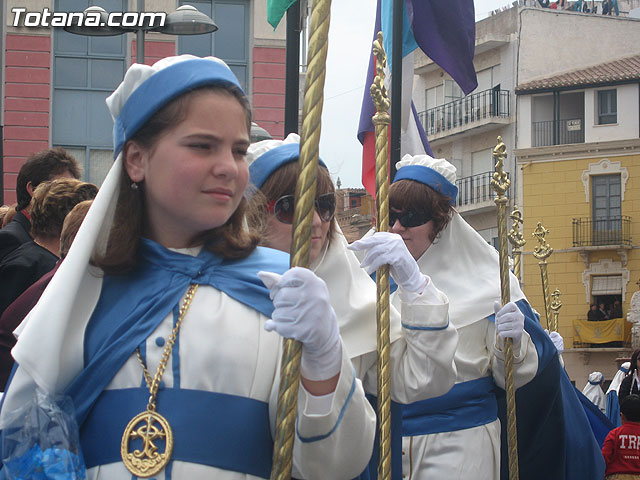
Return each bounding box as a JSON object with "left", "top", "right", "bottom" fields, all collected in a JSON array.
[
  {"left": 121, "top": 410, "right": 174, "bottom": 478},
  {"left": 120, "top": 284, "right": 198, "bottom": 477}
]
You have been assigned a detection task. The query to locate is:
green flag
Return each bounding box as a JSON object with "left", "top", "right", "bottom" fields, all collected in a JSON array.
[{"left": 267, "top": 0, "right": 297, "bottom": 29}]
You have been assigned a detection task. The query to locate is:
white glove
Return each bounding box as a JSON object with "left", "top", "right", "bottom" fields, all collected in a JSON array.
[
  {"left": 258, "top": 267, "right": 342, "bottom": 381},
  {"left": 494, "top": 301, "right": 525, "bottom": 344},
  {"left": 545, "top": 329, "right": 564, "bottom": 354},
  {"left": 348, "top": 232, "right": 427, "bottom": 293}
]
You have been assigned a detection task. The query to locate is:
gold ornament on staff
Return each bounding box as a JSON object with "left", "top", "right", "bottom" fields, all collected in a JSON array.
[
  {"left": 270, "top": 0, "right": 333, "bottom": 477},
  {"left": 532, "top": 222, "right": 554, "bottom": 331},
  {"left": 490, "top": 136, "right": 519, "bottom": 480},
  {"left": 550, "top": 288, "right": 562, "bottom": 333},
  {"left": 371, "top": 31, "right": 392, "bottom": 480},
  {"left": 508, "top": 207, "right": 526, "bottom": 281}
]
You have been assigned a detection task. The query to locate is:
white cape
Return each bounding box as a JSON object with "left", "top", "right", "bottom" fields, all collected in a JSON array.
[
  {"left": 312, "top": 226, "right": 403, "bottom": 358},
  {"left": 415, "top": 212, "right": 525, "bottom": 328}
]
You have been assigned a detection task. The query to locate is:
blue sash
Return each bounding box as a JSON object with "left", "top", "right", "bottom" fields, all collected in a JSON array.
[
  {"left": 402, "top": 376, "right": 498, "bottom": 436},
  {"left": 81, "top": 388, "right": 273, "bottom": 478}
]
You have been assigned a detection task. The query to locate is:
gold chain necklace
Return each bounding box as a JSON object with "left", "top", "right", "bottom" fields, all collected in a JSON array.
[{"left": 121, "top": 283, "right": 199, "bottom": 478}]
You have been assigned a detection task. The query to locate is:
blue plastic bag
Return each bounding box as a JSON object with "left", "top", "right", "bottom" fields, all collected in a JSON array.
[{"left": 1, "top": 389, "right": 86, "bottom": 479}]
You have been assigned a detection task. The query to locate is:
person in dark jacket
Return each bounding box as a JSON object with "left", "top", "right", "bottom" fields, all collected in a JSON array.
[
  {"left": 0, "top": 179, "right": 96, "bottom": 317},
  {"left": 588, "top": 304, "right": 605, "bottom": 321},
  {"left": 0, "top": 200, "right": 93, "bottom": 390},
  {"left": 619, "top": 349, "right": 640, "bottom": 405},
  {"left": 0, "top": 148, "right": 80, "bottom": 262}
]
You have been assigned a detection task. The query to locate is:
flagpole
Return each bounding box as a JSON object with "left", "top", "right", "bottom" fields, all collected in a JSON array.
[
  {"left": 284, "top": 0, "right": 301, "bottom": 135},
  {"left": 270, "top": 0, "right": 332, "bottom": 477},
  {"left": 490, "top": 136, "right": 519, "bottom": 480},
  {"left": 390, "top": 0, "right": 403, "bottom": 181},
  {"left": 371, "top": 31, "right": 392, "bottom": 480}
]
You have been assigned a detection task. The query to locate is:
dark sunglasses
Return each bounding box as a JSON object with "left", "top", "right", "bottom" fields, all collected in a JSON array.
[
  {"left": 268, "top": 193, "right": 336, "bottom": 225},
  {"left": 389, "top": 209, "right": 432, "bottom": 228}
]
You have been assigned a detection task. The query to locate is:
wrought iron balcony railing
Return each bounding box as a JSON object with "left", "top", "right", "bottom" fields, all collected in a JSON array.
[
  {"left": 418, "top": 88, "right": 510, "bottom": 136},
  {"left": 532, "top": 117, "right": 585, "bottom": 147},
  {"left": 572, "top": 216, "right": 632, "bottom": 247},
  {"left": 456, "top": 171, "right": 496, "bottom": 208}
]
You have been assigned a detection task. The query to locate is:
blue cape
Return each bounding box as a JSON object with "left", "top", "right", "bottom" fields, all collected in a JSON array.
[
  {"left": 495, "top": 300, "right": 608, "bottom": 480},
  {"left": 65, "top": 239, "right": 289, "bottom": 425}
]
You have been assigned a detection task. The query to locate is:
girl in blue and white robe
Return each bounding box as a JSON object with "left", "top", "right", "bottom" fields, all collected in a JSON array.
[{"left": 0, "top": 56, "right": 376, "bottom": 480}]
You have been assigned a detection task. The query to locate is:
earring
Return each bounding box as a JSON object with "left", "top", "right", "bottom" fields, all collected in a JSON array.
[{"left": 131, "top": 182, "right": 139, "bottom": 190}]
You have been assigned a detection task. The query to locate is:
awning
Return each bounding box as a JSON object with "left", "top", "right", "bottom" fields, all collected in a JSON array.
[{"left": 591, "top": 275, "right": 622, "bottom": 295}]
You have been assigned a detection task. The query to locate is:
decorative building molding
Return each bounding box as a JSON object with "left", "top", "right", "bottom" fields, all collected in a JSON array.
[
  {"left": 582, "top": 258, "right": 630, "bottom": 302},
  {"left": 581, "top": 158, "right": 629, "bottom": 202}
]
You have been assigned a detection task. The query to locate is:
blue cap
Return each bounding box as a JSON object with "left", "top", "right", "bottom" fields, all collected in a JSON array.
[
  {"left": 392, "top": 165, "right": 458, "bottom": 205},
  {"left": 112, "top": 58, "right": 244, "bottom": 157},
  {"left": 249, "top": 143, "right": 327, "bottom": 189}
]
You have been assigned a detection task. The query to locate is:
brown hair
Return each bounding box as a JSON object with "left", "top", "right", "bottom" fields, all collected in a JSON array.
[
  {"left": 92, "top": 84, "right": 259, "bottom": 275},
  {"left": 389, "top": 179, "right": 453, "bottom": 243},
  {"left": 59, "top": 200, "right": 93, "bottom": 258},
  {"left": 30, "top": 178, "right": 98, "bottom": 240},
  {"left": 16, "top": 147, "right": 81, "bottom": 210},
  {"left": 248, "top": 161, "right": 337, "bottom": 249},
  {"left": 2, "top": 204, "right": 17, "bottom": 228},
  {"left": 0, "top": 205, "right": 12, "bottom": 227},
  {"left": 629, "top": 349, "right": 640, "bottom": 378}
]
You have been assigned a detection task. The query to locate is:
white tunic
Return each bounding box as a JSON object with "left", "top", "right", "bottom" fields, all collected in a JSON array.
[
  {"left": 399, "top": 318, "right": 538, "bottom": 479},
  {"left": 80, "top": 284, "right": 376, "bottom": 479},
  {"left": 387, "top": 213, "right": 539, "bottom": 480}
]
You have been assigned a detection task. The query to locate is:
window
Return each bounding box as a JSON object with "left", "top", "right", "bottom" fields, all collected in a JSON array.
[
  {"left": 592, "top": 174, "right": 621, "bottom": 245},
  {"left": 597, "top": 89, "right": 617, "bottom": 125},
  {"left": 179, "top": 1, "right": 250, "bottom": 90},
  {"left": 53, "top": 0, "right": 126, "bottom": 186},
  {"left": 591, "top": 276, "right": 622, "bottom": 296},
  {"left": 444, "top": 79, "right": 463, "bottom": 103}
]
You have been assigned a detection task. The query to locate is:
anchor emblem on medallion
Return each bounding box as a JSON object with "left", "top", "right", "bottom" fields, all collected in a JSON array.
[{"left": 121, "top": 410, "right": 174, "bottom": 478}]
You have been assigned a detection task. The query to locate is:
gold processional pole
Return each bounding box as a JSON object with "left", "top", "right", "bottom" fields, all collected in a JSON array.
[
  {"left": 532, "top": 223, "right": 554, "bottom": 331},
  {"left": 370, "top": 32, "right": 392, "bottom": 480},
  {"left": 508, "top": 207, "right": 526, "bottom": 281},
  {"left": 550, "top": 288, "right": 562, "bottom": 333},
  {"left": 270, "top": 0, "right": 332, "bottom": 476},
  {"left": 490, "top": 136, "right": 519, "bottom": 480}
]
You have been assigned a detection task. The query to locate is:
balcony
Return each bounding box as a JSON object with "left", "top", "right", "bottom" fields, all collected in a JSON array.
[
  {"left": 572, "top": 216, "right": 632, "bottom": 266},
  {"left": 455, "top": 171, "right": 496, "bottom": 213},
  {"left": 572, "top": 216, "right": 632, "bottom": 247},
  {"left": 532, "top": 117, "right": 585, "bottom": 147},
  {"left": 418, "top": 88, "right": 511, "bottom": 141}
]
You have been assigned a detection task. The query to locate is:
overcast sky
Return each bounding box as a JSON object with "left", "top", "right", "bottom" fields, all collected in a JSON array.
[{"left": 318, "top": 0, "right": 515, "bottom": 188}]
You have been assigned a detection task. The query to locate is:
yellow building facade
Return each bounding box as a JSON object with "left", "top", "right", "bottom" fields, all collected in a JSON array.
[
  {"left": 515, "top": 140, "right": 640, "bottom": 384},
  {"left": 519, "top": 149, "right": 639, "bottom": 349}
]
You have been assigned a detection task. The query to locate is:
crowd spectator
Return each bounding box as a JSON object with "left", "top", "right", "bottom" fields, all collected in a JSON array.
[
  {"left": 0, "top": 206, "right": 12, "bottom": 228},
  {"left": 0, "top": 200, "right": 93, "bottom": 390},
  {"left": 588, "top": 303, "right": 605, "bottom": 321},
  {"left": 600, "top": 303, "right": 610, "bottom": 320},
  {"left": 0, "top": 178, "right": 97, "bottom": 317},
  {"left": 0, "top": 148, "right": 80, "bottom": 262},
  {"left": 602, "top": 394, "right": 640, "bottom": 477},
  {"left": 1, "top": 206, "right": 17, "bottom": 228},
  {"left": 619, "top": 349, "right": 640, "bottom": 405},
  {"left": 610, "top": 300, "right": 623, "bottom": 319}
]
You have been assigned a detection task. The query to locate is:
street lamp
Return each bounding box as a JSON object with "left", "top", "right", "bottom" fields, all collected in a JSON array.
[{"left": 64, "top": 4, "right": 218, "bottom": 64}]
